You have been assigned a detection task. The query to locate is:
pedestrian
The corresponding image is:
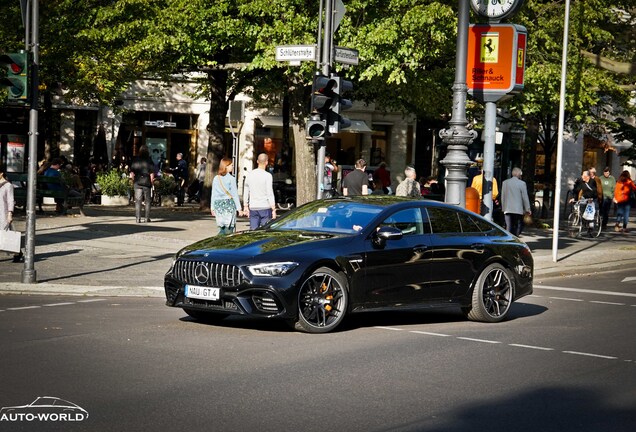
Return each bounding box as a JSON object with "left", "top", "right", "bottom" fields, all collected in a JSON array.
[
  {"left": 501, "top": 167, "right": 531, "bottom": 236},
  {"left": 322, "top": 153, "right": 338, "bottom": 198},
  {"left": 129, "top": 145, "right": 155, "bottom": 223},
  {"left": 170, "top": 152, "right": 188, "bottom": 206},
  {"left": 243, "top": 153, "right": 277, "bottom": 229},
  {"left": 588, "top": 167, "right": 604, "bottom": 204},
  {"left": 188, "top": 157, "right": 207, "bottom": 203},
  {"left": 373, "top": 162, "right": 392, "bottom": 194},
  {"left": 570, "top": 170, "right": 600, "bottom": 236},
  {"left": 599, "top": 167, "right": 616, "bottom": 228},
  {"left": 612, "top": 170, "right": 636, "bottom": 233},
  {"left": 0, "top": 163, "right": 23, "bottom": 262},
  {"left": 471, "top": 168, "right": 499, "bottom": 214},
  {"left": 395, "top": 166, "right": 421, "bottom": 198},
  {"left": 342, "top": 158, "right": 369, "bottom": 196},
  {"left": 211, "top": 158, "right": 243, "bottom": 235}
]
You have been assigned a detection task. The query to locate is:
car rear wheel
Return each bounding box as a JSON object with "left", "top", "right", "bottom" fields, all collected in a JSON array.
[
  {"left": 183, "top": 308, "right": 228, "bottom": 322},
  {"left": 466, "top": 263, "right": 513, "bottom": 323},
  {"left": 294, "top": 267, "right": 348, "bottom": 333}
]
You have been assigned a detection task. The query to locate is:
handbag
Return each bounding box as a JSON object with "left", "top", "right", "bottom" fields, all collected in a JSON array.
[
  {"left": 582, "top": 202, "right": 595, "bottom": 221},
  {"left": 0, "top": 228, "right": 21, "bottom": 253},
  {"left": 523, "top": 213, "right": 533, "bottom": 226}
]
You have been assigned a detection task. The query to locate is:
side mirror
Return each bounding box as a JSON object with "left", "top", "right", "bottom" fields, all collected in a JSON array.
[{"left": 372, "top": 226, "right": 403, "bottom": 248}]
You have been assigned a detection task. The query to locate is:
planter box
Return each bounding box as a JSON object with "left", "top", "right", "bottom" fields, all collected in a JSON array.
[
  {"left": 161, "top": 195, "right": 176, "bottom": 207},
  {"left": 101, "top": 195, "right": 129, "bottom": 206}
]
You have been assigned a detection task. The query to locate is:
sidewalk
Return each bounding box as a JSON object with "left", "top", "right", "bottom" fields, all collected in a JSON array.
[{"left": 1, "top": 203, "right": 635, "bottom": 298}]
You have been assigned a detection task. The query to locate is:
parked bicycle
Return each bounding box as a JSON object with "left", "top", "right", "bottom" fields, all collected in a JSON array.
[{"left": 567, "top": 198, "right": 602, "bottom": 238}]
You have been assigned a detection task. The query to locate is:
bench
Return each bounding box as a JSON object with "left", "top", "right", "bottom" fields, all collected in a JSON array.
[{"left": 9, "top": 173, "right": 86, "bottom": 216}]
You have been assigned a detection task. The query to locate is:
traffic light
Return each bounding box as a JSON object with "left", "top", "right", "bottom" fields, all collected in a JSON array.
[
  {"left": 0, "top": 52, "right": 28, "bottom": 102},
  {"left": 307, "top": 73, "right": 337, "bottom": 140},
  {"left": 328, "top": 76, "right": 353, "bottom": 133}
]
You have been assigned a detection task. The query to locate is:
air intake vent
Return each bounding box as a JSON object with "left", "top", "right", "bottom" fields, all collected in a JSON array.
[{"left": 252, "top": 293, "right": 281, "bottom": 314}]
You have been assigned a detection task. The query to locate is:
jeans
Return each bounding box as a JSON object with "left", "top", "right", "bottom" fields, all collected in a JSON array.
[
  {"left": 600, "top": 197, "right": 612, "bottom": 227},
  {"left": 616, "top": 202, "right": 631, "bottom": 228},
  {"left": 504, "top": 213, "right": 524, "bottom": 236},
  {"left": 134, "top": 185, "right": 151, "bottom": 221},
  {"left": 249, "top": 209, "right": 272, "bottom": 230}
]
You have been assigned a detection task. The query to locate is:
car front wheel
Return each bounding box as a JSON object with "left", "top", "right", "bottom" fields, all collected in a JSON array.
[
  {"left": 466, "top": 263, "right": 513, "bottom": 323},
  {"left": 294, "top": 267, "right": 348, "bottom": 333}
]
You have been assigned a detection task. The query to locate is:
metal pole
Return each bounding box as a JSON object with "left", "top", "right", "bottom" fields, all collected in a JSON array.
[
  {"left": 481, "top": 101, "right": 497, "bottom": 221},
  {"left": 22, "top": 0, "right": 38, "bottom": 283},
  {"left": 552, "top": 0, "right": 571, "bottom": 262},
  {"left": 439, "top": 0, "right": 477, "bottom": 207},
  {"left": 316, "top": 0, "right": 333, "bottom": 199}
]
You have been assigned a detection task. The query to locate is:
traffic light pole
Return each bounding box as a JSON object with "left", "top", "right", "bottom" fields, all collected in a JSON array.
[
  {"left": 315, "top": 0, "right": 333, "bottom": 199},
  {"left": 439, "top": 1, "right": 477, "bottom": 207},
  {"left": 22, "top": 0, "right": 39, "bottom": 284}
]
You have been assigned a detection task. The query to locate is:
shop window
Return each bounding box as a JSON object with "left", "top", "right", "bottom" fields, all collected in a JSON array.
[{"left": 371, "top": 125, "right": 391, "bottom": 166}]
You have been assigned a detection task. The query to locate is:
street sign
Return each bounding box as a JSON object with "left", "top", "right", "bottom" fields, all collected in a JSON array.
[
  {"left": 466, "top": 24, "right": 527, "bottom": 103},
  {"left": 334, "top": 46, "right": 359, "bottom": 65},
  {"left": 275, "top": 45, "right": 316, "bottom": 62},
  {"left": 334, "top": 0, "right": 346, "bottom": 32}
]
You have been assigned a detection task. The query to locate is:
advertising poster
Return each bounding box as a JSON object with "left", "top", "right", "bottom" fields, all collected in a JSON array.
[{"left": 7, "top": 135, "right": 26, "bottom": 172}]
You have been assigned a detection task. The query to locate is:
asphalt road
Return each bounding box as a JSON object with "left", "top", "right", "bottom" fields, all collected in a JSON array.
[{"left": 1, "top": 269, "right": 635, "bottom": 432}]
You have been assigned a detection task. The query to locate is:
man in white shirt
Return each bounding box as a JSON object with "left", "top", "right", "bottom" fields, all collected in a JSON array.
[{"left": 243, "top": 153, "right": 277, "bottom": 229}]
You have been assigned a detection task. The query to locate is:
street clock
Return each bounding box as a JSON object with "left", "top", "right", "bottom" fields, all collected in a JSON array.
[{"left": 470, "top": 0, "right": 524, "bottom": 22}]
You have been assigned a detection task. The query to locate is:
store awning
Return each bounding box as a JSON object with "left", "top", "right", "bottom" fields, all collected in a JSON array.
[
  {"left": 345, "top": 119, "right": 373, "bottom": 133},
  {"left": 257, "top": 116, "right": 284, "bottom": 127},
  {"left": 257, "top": 116, "right": 372, "bottom": 133}
]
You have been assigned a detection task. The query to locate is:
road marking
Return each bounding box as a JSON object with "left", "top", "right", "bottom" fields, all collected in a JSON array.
[
  {"left": 6, "top": 306, "right": 41, "bottom": 310},
  {"left": 621, "top": 276, "right": 636, "bottom": 282},
  {"left": 589, "top": 301, "right": 626, "bottom": 306},
  {"left": 77, "top": 299, "right": 107, "bottom": 303},
  {"left": 548, "top": 297, "right": 584, "bottom": 302},
  {"left": 456, "top": 337, "right": 501, "bottom": 344},
  {"left": 373, "top": 326, "right": 404, "bottom": 331},
  {"left": 563, "top": 351, "right": 618, "bottom": 360},
  {"left": 535, "top": 285, "right": 636, "bottom": 298},
  {"left": 43, "top": 302, "right": 76, "bottom": 307},
  {"left": 410, "top": 331, "right": 452, "bottom": 337},
  {"left": 509, "top": 344, "right": 554, "bottom": 351}
]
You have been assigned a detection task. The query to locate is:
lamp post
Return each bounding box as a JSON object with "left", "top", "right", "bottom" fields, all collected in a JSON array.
[{"left": 440, "top": 0, "right": 477, "bottom": 207}]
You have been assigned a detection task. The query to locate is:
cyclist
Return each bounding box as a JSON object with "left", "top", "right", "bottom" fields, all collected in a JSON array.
[{"left": 570, "top": 170, "right": 599, "bottom": 235}]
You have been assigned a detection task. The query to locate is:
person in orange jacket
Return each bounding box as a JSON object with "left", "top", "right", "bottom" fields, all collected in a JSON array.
[{"left": 613, "top": 170, "right": 636, "bottom": 233}]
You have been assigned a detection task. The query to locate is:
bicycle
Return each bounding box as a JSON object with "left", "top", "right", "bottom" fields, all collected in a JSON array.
[{"left": 567, "top": 198, "right": 602, "bottom": 238}]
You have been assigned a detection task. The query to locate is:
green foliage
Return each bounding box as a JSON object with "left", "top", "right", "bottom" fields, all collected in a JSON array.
[
  {"left": 154, "top": 176, "right": 177, "bottom": 196},
  {"left": 96, "top": 169, "right": 130, "bottom": 197}
]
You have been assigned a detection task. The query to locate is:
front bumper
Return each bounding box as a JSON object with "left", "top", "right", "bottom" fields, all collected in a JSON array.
[{"left": 164, "top": 275, "right": 295, "bottom": 319}]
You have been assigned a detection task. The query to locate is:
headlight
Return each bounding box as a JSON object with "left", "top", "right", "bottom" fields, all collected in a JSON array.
[{"left": 247, "top": 262, "right": 299, "bottom": 277}]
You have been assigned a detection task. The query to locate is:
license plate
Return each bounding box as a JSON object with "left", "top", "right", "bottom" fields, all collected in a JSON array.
[{"left": 185, "top": 285, "right": 220, "bottom": 301}]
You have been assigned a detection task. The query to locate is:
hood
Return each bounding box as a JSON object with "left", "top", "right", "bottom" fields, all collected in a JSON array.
[{"left": 179, "top": 229, "right": 350, "bottom": 259}]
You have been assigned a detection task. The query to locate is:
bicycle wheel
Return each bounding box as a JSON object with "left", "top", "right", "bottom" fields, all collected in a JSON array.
[{"left": 567, "top": 212, "right": 581, "bottom": 237}]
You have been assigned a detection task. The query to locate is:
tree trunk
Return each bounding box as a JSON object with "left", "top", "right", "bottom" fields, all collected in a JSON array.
[
  {"left": 200, "top": 69, "right": 229, "bottom": 210},
  {"left": 292, "top": 124, "right": 316, "bottom": 206}
]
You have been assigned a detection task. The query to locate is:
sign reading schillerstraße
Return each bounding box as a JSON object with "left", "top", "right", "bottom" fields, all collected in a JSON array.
[{"left": 275, "top": 45, "right": 316, "bottom": 62}]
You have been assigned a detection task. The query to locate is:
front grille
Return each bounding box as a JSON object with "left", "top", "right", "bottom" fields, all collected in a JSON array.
[{"left": 173, "top": 260, "right": 245, "bottom": 288}]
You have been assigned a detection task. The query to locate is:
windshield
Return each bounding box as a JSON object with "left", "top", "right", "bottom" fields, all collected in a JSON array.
[{"left": 268, "top": 200, "right": 383, "bottom": 234}]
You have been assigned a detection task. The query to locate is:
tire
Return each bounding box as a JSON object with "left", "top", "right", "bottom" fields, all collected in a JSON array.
[
  {"left": 183, "top": 308, "right": 228, "bottom": 322},
  {"left": 294, "top": 267, "right": 348, "bottom": 333},
  {"left": 567, "top": 212, "right": 581, "bottom": 238},
  {"left": 466, "top": 263, "right": 514, "bottom": 323},
  {"left": 592, "top": 211, "right": 602, "bottom": 238}
]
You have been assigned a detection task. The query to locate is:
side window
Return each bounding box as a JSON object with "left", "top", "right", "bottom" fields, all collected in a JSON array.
[
  {"left": 470, "top": 214, "right": 507, "bottom": 237},
  {"left": 428, "top": 207, "right": 462, "bottom": 234},
  {"left": 457, "top": 211, "right": 484, "bottom": 235},
  {"left": 380, "top": 208, "right": 427, "bottom": 236}
]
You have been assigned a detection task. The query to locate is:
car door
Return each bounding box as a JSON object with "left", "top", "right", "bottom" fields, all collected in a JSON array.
[
  {"left": 426, "top": 207, "right": 490, "bottom": 299},
  {"left": 358, "top": 206, "right": 433, "bottom": 307}
]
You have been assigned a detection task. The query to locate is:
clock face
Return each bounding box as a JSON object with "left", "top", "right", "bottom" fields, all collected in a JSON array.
[{"left": 470, "top": 0, "right": 523, "bottom": 21}]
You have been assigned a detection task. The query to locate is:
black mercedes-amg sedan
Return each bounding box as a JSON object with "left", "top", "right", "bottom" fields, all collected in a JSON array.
[{"left": 164, "top": 196, "right": 533, "bottom": 333}]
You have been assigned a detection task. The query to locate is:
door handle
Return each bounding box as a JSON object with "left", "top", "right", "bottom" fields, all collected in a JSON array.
[
  {"left": 471, "top": 243, "right": 485, "bottom": 251},
  {"left": 414, "top": 246, "right": 428, "bottom": 253}
]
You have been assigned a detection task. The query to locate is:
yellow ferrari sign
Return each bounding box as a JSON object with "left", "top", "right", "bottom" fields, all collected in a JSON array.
[{"left": 480, "top": 33, "right": 499, "bottom": 64}]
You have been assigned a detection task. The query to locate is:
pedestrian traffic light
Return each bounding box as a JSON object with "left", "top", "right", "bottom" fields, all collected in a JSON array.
[
  {"left": 307, "top": 73, "right": 337, "bottom": 140},
  {"left": 0, "top": 52, "right": 28, "bottom": 101},
  {"left": 328, "top": 76, "right": 353, "bottom": 133}
]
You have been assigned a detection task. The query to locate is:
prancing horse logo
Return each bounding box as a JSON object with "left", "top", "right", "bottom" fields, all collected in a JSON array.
[{"left": 194, "top": 263, "right": 210, "bottom": 285}]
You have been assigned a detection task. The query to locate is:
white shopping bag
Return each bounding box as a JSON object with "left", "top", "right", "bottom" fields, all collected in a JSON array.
[{"left": 0, "top": 229, "right": 21, "bottom": 253}]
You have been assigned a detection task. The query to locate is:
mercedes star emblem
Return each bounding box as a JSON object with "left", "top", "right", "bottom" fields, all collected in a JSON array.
[{"left": 194, "top": 263, "right": 210, "bottom": 285}]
